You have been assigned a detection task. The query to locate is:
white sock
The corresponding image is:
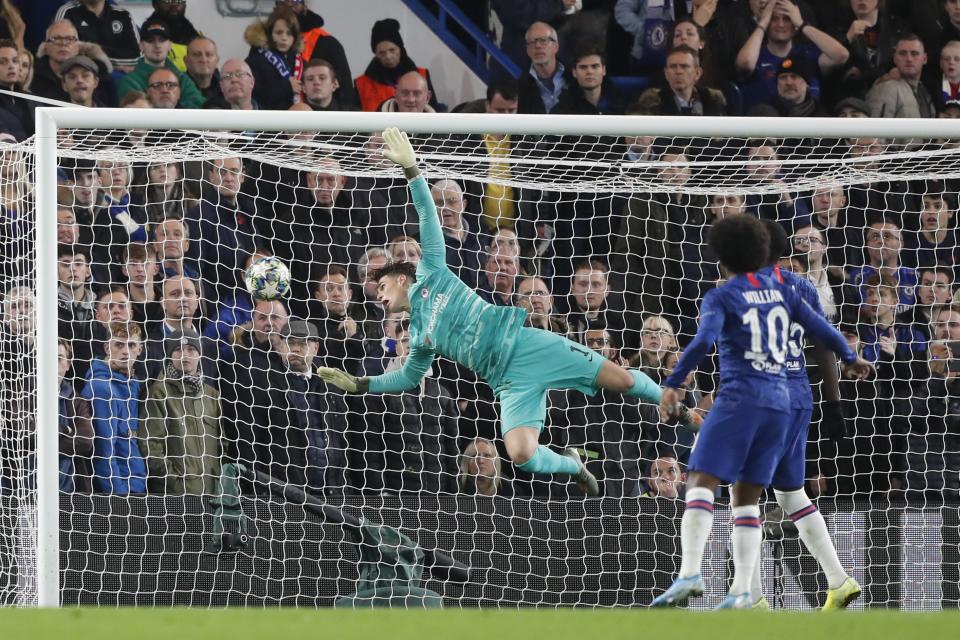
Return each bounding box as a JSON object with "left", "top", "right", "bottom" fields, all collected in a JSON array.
[
  {"left": 775, "top": 489, "right": 848, "bottom": 590},
  {"left": 750, "top": 536, "right": 764, "bottom": 603},
  {"left": 678, "top": 487, "right": 715, "bottom": 578},
  {"left": 730, "top": 505, "right": 762, "bottom": 595}
]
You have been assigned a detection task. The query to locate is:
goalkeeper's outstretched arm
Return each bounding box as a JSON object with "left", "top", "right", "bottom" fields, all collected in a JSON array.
[
  {"left": 318, "top": 347, "right": 434, "bottom": 395},
  {"left": 381, "top": 127, "right": 446, "bottom": 274}
]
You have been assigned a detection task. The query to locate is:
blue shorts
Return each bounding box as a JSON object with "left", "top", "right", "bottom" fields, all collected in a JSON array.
[
  {"left": 688, "top": 394, "right": 792, "bottom": 486},
  {"left": 770, "top": 405, "right": 813, "bottom": 490},
  {"left": 497, "top": 327, "right": 604, "bottom": 433}
]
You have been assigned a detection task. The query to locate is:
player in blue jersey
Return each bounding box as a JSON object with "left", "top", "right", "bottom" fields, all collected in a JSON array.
[
  {"left": 747, "top": 221, "right": 861, "bottom": 610},
  {"left": 650, "top": 215, "right": 872, "bottom": 609},
  {"left": 317, "top": 128, "right": 700, "bottom": 496}
]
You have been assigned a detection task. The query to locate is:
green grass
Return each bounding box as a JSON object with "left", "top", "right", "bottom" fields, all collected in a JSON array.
[{"left": 1, "top": 609, "right": 959, "bottom": 640}]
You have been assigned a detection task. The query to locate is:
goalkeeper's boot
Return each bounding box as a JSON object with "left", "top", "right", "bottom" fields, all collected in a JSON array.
[
  {"left": 715, "top": 592, "right": 751, "bottom": 610},
  {"left": 563, "top": 448, "right": 599, "bottom": 496},
  {"left": 650, "top": 574, "right": 705, "bottom": 608},
  {"left": 751, "top": 596, "right": 770, "bottom": 610},
  {"left": 823, "top": 577, "right": 861, "bottom": 611}
]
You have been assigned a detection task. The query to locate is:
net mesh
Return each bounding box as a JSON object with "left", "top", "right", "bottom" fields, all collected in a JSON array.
[{"left": 3, "top": 125, "right": 960, "bottom": 608}]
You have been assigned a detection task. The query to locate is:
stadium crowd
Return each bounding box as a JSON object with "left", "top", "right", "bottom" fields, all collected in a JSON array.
[{"left": 1, "top": 0, "right": 959, "bottom": 502}]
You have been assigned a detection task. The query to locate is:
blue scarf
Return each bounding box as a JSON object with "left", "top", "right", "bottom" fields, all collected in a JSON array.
[{"left": 258, "top": 47, "right": 295, "bottom": 79}]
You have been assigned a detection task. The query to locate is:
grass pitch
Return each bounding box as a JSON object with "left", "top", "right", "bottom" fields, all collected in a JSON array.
[{"left": 1, "top": 609, "right": 958, "bottom": 640}]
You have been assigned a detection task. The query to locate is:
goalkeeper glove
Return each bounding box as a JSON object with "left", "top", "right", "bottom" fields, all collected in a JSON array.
[
  {"left": 381, "top": 127, "right": 417, "bottom": 169},
  {"left": 316, "top": 367, "right": 369, "bottom": 394},
  {"left": 676, "top": 404, "right": 703, "bottom": 434},
  {"left": 821, "top": 400, "right": 850, "bottom": 441}
]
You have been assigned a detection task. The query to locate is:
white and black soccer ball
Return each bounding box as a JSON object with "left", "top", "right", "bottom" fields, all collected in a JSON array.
[{"left": 244, "top": 256, "right": 291, "bottom": 301}]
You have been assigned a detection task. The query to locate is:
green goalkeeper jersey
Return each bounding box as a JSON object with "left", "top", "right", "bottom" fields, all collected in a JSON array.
[{"left": 368, "top": 176, "right": 528, "bottom": 394}]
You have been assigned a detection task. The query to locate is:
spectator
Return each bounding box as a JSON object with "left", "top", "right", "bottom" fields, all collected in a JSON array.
[
  {"left": 131, "top": 161, "right": 190, "bottom": 224},
  {"left": 185, "top": 157, "right": 256, "bottom": 301},
  {"left": 154, "top": 214, "right": 198, "bottom": 279},
  {"left": 834, "top": 95, "right": 871, "bottom": 117},
  {"left": 54, "top": 0, "right": 139, "bottom": 71},
  {"left": 431, "top": 178, "right": 482, "bottom": 288},
  {"left": 227, "top": 297, "right": 287, "bottom": 369},
  {"left": 387, "top": 234, "right": 423, "bottom": 266},
  {"left": 60, "top": 55, "right": 103, "bottom": 108},
  {"left": 614, "top": 0, "right": 676, "bottom": 72},
  {"left": 929, "top": 40, "right": 960, "bottom": 109},
  {"left": 0, "top": 0, "right": 23, "bottom": 50},
  {"left": 33, "top": 20, "right": 116, "bottom": 107},
  {"left": 750, "top": 56, "right": 828, "bottom": 116},
  {"left": 850, "top": 217, "right": 919, "bottom": 313},
  {"left": 792, "top": 223, "right": 839, "bottom": 321},
  {"left": 735, "top": 0, "right": 849, "bottom": 111},
  {"left": 567, "top": 259, "right": 624, "bottom": 343},
  {"left": 458, "top": 437, "right": 503, "bottom": 497},
  {"left": 56, "top": 206, "right": 79, "bottom": 245},
  {"left": 867, "top": 34, "right": 935, "bottom": 118},
  {"left": 250, "top": 318, "right": 349, "bottom": 492},
  {"left": 743, "top": 139, "right": 811, "bottom": 222},
  {"left": 147, "top": 274, "right": 201, "bottom": 379},
  {"left": 0, "top": 41, "right": 33, "bottom": 140},
  {"left": 145, "top": 0, "right": 201, "bottom": 72},
  {"left": 81, "top": 321, "right": 147, "bottom": 495},
  {"left": 56, "top": 244, "right": 95, "bottom": 375},
  {"left": 377, "top": 70, "right": 435, "bottom": 113},
  {"left": 582, "top": 326, "right": 628, "bottom": 366},
  {"left": 517, "top": 21, "right": 567, "bottom": 114},
  {"left": 205, "top": 58, "right": 257, "bottom": 110},
  {"left": 90, "top": 287, "right": 134, "bottom": 363},
  {"left": 856, "top": 274, "right": 926, "bottom": 362},
  {"left": 634, "top": 45, "right": 727, "bottom": 116},
  {"left": 355, "top": 246, "right": 390, "bottom": 343},
  {"left": 299, "top": 59, "right": 350, "bottom": 111},
  {"left": 145, "top": 68, "right": 183, "bottom": 109},
  {"left": 905, "top": 266, "right": 954, "bottom": 340},
  {"left": 490, "top": 0, "right": 563, "bottom": 73},
  {"left": 516, "top": 274, "right": 569, "bottom": 336},
  {"left": 630, "top": 314, "right": 679, "bottom": 380},
  {"left": 16, "top": 46, "right": 32, "bottom": 92},
  {"left": 0, "top": 285, "right": 33, "bottom": 495},
  {"left": 276, "top": 0, "right": 357, "bottom": 108},
  {"left": 672, "top": 16, "right": 726, "bottom": 89},
  {"left": 915, "top": 0, "right": 960, "bottom": 63},
  {"left": 141, "top": 328, "right": 221, "bottom": 495},
  {"left": 478, "top": 243, "right": 520, "bottom": 306},
  {"left": 121, "top": 242, "right": 163, "bottom": 332},
  {"left": 642, "top": 455, "right": 685, "bottom": 498},
  {"left": 309, "top": 264, "right": 365, "bottom": 372},
  {"left": 184, "top": 36, "right": 221, "bottom": 102},
  {"left": 837, "top": 0, "right": 902, "bottom": 98},
  {"left": 932, "top": 303, "right": 960, "bottom": 340},
  {"left": 117, "top": 18, "right": 204, "bottom": 109},
  {"left": 57, "top": 339, "right": 94, "bottom": 494},
  {"left": 556, "top": 46, "right": 624, "bottom": 114},
  {"left": 903, "top": 189, "right": 960, "bottom": 270},
  {"left": 349, "top": 317, "right": 459, "bottom": 493},
  {"left": 92, "top": 159, "right": 145, "bottom": 282},
  {"left": 809, "top": 185, "right": 861, "bottom": 283},
  {"left": 244, "top": 6, "right": 304, "bottom": 111},
  {"left": 355, "top": 18, "right": 437, "bottom": 112}
]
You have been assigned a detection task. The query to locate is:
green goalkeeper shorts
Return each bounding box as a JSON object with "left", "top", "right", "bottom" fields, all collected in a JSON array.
[{"left": 495, "top": 326, "right": 604, "bottom": 433}]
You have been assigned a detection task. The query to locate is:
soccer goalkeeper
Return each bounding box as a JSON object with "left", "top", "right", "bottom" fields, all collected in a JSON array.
[{"left": 318, "top": 128, "right": 699, "bottom": 496}]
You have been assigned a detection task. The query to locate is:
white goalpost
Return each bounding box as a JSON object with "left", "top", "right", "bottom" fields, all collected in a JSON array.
[{"left": 15, "top": 108, "right": 960, "bottom": 608}]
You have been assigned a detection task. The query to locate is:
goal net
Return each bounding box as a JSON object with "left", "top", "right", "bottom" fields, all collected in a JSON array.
[{"left": 4, "top": 111, "right": 960, "bottom": 609}]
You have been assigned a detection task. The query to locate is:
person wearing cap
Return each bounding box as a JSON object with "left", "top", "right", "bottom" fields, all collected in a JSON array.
[
  {"left": 140, "top": 327, "right": 221, "bottom": 495},
  {"left": 32, "top": 19, "right": 117, "bottom": 107},
  {"left": 144, "top": 0, "right": 201, "bottom": 73},
  {"left": 734, "top": 0, "right": 849, "bottom": 111},
  {"left": 275, "top": 0, "right": 357, "bottom": 108},
  {"left": 834, "top": 96, "right": 870, "bottom": 117},
  {"left": 245, "top": 317, "right": 349, "bottom": 493},
  {"left": 54, "top": 0, "right": 140, "bottom": 71},
  {"left": 749, "top": 56, "right": 827, "bottom": 116},
  {"left": 60, "top": 55, "right": 103, "bottom": 107},
  {"left": 117, "top": 18, "right": 204, "bottom": 109},
  {"left": 354, "top": 17, "right": 437, "bottom": 112}
]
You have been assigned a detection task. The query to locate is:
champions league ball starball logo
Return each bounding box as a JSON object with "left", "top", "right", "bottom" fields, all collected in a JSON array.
[{"left": 244, "top": 256, "right": 291, "bottom": 301}]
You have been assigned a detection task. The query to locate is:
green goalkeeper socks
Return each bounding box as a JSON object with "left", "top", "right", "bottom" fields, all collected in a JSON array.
[
  {"left": 628, "top": 369, "right": 663, "bottom": 404},
  {"left": 516, "top": 446, "right": 580, "bottom": 476}
]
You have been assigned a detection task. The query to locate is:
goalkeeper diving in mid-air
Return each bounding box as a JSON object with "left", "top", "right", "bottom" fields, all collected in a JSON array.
[{"left": 318, "top": 128, "right": 700, "bottom": 495}]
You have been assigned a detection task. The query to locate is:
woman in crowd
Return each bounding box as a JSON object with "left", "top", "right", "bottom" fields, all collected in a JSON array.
[
  {"left": 245, "top": 6, "right": 304, "bottom": 110},
  {"left": 459, "top": 437, "right": 505, "bottom": 497},
  {"left": 354, "top": 18, "right": 437, "bottom": 112},
  {"left": 131, "top": 161, "right": 190, "bottom": 225}
]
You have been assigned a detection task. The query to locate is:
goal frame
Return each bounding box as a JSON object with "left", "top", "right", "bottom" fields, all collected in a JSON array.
[{"left": 32, "top": 107, "right": 960, "bottom": 607}]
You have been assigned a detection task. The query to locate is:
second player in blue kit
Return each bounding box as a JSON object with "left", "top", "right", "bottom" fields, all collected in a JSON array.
[{"left": 651, "top": 215, "right": 872, "bottom": 609}]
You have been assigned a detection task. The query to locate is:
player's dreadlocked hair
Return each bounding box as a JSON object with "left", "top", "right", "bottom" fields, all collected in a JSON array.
[
  {"left": 761, "top": 219, "right": 791, "bottom": 264},
  {"left": 368, "top": 261, "right": 417, "bottom": 283},
  {"left": 708, "top": 215, "right": 769, "bottom": 274}
]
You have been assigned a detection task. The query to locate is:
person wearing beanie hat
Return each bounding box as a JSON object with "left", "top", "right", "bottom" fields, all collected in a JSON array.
[
  {"left": 354, "top": 18, "right": 438, "bottom": 111},
  {"left": 141, "top": 325, "right": 222, "bottom": 495},
  {"left": 747, "top": 56, "right": 827, "bottom": 117},
  {"left": 834, "top": 96, "right": 870, "bottom": 117}
]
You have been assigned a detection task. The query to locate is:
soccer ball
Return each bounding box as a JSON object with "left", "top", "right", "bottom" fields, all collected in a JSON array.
[{"left": 244, "top": 256, "right": 291, "bottom": 301}]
